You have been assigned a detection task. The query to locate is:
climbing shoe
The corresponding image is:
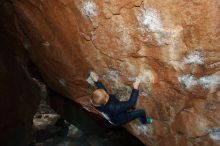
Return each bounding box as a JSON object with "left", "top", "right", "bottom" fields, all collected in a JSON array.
[{"left": 146, "top": 117, "right": 153, "bottom": 124}]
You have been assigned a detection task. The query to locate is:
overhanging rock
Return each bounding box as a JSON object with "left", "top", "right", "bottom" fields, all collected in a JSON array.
[{"left": 13, "top": 0, "right": 220, "bottom": 145}]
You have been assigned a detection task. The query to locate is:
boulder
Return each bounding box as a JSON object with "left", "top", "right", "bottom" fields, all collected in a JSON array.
[{"left": 12, "top": 0, "right": 220, "bottom": 145}]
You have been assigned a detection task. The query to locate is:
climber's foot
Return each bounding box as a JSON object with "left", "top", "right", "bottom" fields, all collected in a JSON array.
[{"left": 146, "top": 117, "right": 153, "bottom": 124}]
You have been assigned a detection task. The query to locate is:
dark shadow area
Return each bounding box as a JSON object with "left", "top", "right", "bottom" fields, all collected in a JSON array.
[{"left": 31, "top": 88, "right": 145, "bottom": 146}]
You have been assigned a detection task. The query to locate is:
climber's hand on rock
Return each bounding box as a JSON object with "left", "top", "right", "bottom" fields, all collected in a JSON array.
[
  {"left": 133, "top": 77, "right": 141, "bottom": 89},
  {"left": 90, "top": 71, "right": 99, "bottom": 82}
]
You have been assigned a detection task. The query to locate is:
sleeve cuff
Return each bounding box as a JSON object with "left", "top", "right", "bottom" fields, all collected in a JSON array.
[
  {"left": 132, "top": 89, "right": 139, "bottom": 93},
  {"left": 94, "top": 80, "right": 100, "bottom": 84}
]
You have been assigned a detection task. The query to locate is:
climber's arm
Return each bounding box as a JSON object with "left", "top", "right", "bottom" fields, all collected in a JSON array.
[
  {"left": 109, "top": 89, "right": 139, "bottom": 115},
  {"left": 109, "top": 78, "right": 140, "bottom": 114},
  {"left": 94, "top": 81, "right": 108, "bottom": 92},
  {"left": 90, "top": 71, "right": 108, "bottom": 92}
]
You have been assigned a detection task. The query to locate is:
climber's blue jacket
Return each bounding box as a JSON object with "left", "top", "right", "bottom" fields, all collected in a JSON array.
[{"left": 94, "top": 81, "right": 139, "bottom": 125}]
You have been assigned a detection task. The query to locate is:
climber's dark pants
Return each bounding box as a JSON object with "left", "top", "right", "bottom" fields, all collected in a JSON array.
[{"left": 113, "top": 109, "right": 147, "bottom": 126}]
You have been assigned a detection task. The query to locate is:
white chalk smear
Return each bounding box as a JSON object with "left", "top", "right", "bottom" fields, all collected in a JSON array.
[
  {"left": 136, "top": 7, "right": 164, "bottom": 45},
  {"left": 103, "top": 70, "right": 120, "bottom": 83},
  {"left": 90, "top": 71, "right": 97, "bottom": 78},
  {"left": 126, "top": 63, "right": 135, "bottom": 72},
  {"left": 81, "top": 0, "right": 97, "bottom": 17},
  {"left": 178, "top": 74, "right": 197, "bottom": 89},
  {"left": 128, "top": 69, "right": 154, "bottom": 96},
  {"left": 141, "top": 69, "right": 155, "bottom": 83},
  {"left": 132, "top": 123, "right": 151, "bottom": 136},
  {"left": 128, "top": 76, "right": 144, "bottom": 83},
  {"left": 58, "top": 79, "right": 66, "bottom": 87},
  {"left": 208, "top": 128, "right": 220, "bottom": 141},
  {"left": 119, "top": 21, "right": 132, "bottom": 50},
  {"left": 136, "top": 8, "right": 163, "bottom": 33},
  {"left": 128, "top": 70, "right": 154, "bottom": 84},
  {"left": 137, "top": 125, "right": 149, "bottom": 136},
  {"left": 103, "top": 70, "right": 132, "bottom": 101},
  {"left": 178, "top": 74, "right": 219, "bottom": 89},
  {"left": 183, "top": 51, "right": 204, "bottom": 65},
  {"left": 198, "top": 76, "right": 218, "bottom": 89}
]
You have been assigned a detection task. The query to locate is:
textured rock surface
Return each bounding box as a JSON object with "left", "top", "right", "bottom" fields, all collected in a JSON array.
[{"left": 12, "top": 0, "right": 220, "bottom": 145}]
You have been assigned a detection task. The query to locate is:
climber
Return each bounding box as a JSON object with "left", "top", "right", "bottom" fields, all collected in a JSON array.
[{"left": 89, "top": 71, "right": 153, "bottom": 126}]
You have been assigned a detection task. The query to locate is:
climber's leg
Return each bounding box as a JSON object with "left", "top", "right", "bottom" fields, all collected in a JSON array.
[{"left": 113, "top": 109, "right": 152, "bottom": 126}]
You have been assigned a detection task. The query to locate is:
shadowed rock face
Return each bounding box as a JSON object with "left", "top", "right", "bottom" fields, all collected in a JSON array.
[
  {"left": 0, "top": 1, "right": 41, "bottom": 145},
  {"left": 7, "top": 0, "right": 220, "bottom": 145}
]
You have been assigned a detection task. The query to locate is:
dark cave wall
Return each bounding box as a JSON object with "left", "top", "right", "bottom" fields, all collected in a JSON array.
[{"left": 0, "top": 1, "right": 41, "bottom": 146}]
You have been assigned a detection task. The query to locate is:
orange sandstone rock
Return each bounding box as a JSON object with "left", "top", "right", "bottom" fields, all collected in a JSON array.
[{"left": 14, "top": 0, "right": 220, "bottom": 145}]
